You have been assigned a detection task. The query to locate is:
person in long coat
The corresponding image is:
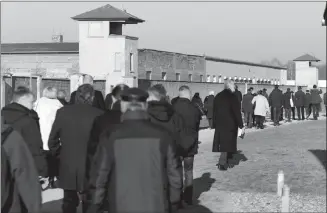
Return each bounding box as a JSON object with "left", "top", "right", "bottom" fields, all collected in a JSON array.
[
  {"left": 304, "top": 90, "right": 312, "bottom": 119},
  {"left": 251, "top": 90, "right": 269, "bottom": 129},
  {"left": 282, "top": 88, "right": 294, "bottom": 122},
  {"left": 48, "top": 84, "right": 104, "bottom": 213},
  {"left": 212, "top": 80, "right": 244, "bottom": 171},
  {"left": 86, "top": 88, "right": 182, "bottom": 213},
  {"left": 294, "top": 86, "right": 305, "bottom": 120},
  {"left": 203, "top": 91, "right": 215, "bottom": 129},
  {"left": 242, "top": 89, "right": 254, "bottom": 128},
  {"left": 191, "top": 92, "right": 205, "bottom": 116},
  {"left": 268, "top": 85, "right": 283, "bottom": 126},
  {"left": 69, "top": 75, "right": 105, "bottom": 110},
  {"left": 310, "top": 85, "right": 323, "bottom": 120}
]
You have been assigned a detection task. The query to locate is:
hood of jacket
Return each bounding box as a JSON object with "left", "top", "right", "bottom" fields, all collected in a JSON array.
[
  {"left": 1, "top": 102, "right": 39, "bottom": 124},
  {"left": 147, "top": 101, "right": 174, "bottom": 122}
]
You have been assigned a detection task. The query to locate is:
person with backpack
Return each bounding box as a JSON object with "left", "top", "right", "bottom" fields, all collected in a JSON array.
[{"left": 2, "top": 117, "right": 42, "bottom": 213}]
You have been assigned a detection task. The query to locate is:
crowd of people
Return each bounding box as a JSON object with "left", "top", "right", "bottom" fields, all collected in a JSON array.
[{"left": 1, "top": 74, "right": 325, "bottom": 213}]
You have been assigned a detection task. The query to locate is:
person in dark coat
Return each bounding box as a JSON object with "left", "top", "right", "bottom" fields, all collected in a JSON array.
[
  {"left": 234, "top": 85, "right": 243, "bottom": 107},
  {"left": 324, "top": 92, "right": 327, "bottom": 116},
  {"left": 295, "top": 86, "right": 305, "bottom": 120},
  {"left": 104, "top": 84, "right": 128, "bottom": 110},
  {"left": 171, "top": 96, "right": 179, "bottom": 105},
  {"left": 282, "top": 88, "right": 293, "bottom": 122},
  {"left": 310, "top": 85, "right": 323, "bottom": 120},
  {"left": 203, "top": 91, "right": 215, "bottom": 129},
  {"left": 2, "top": 119, "right": 42, "bottom": 213},
  {"left": 290, "top": 91, "right": 296, "bottom": 120},
  {"left": 304, "top": 90, "right": 312, "bottom": 119},
  {"left": 172, "top": 86, "right": 201, "bottom": 206},
  {"left": 268, "top": 85, "right": 283, "bottom": 126},
  {"left": 86, "top": 88, "right": 182, "bottom": 213},
  {"left": 69, "top": 75, "right": 105, "bottom": 110},
  {"left": 57, "top": 90, "right": 68, "bottom": 105},
  {"left": 242, "top": 88, "right": 254, "bottom": 128},
  {"left": 191, "top": 92, "right": 205, "bottom": 116},
  {"left": 212, "top": 80, "right": 244, "bottom": 171},
  {"left": 1, "top": 86, "right": 47, "bottom": 178},
  {"left": 48, "top": 84, "right": 104, "bottom": 213},
  {"left": 262, "top": 88, "right": 269, "bottom": 100}
]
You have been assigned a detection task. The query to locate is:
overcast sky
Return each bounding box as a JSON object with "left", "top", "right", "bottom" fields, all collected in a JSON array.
[{"left": 1, "top": 1, "right": 326, "bottom": 64}]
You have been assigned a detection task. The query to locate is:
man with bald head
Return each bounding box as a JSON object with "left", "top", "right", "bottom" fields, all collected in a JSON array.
[
  {"left": 172, "top": 85, "right": 201, "bottom": 207},
  {"left": 69, "top": 74, "right": 105, "bottom": 110}
]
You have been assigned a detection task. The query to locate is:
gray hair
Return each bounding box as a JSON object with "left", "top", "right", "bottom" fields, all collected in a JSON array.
[
  {"left": 42, "top": 86, "right": 58, "bottom": 99},
  {"left": 224, "top": 79, "right": 235, "bottom": 93}
]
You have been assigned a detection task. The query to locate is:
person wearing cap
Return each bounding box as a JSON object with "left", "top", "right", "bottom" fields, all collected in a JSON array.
[
  {"left": 87, "top": 88, "right": 182, "bottom": 213},
  {"left": 304, "top": 89, "right": 312, "bottom": 119},
  {"left": 295, "top": 86, "right": 305, "bottom": 120},
  {"left": 268, "top": 85, "right": 283, "bottom": 126}
]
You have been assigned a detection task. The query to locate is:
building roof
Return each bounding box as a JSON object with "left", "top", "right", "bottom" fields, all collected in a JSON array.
[
  {"left": 293, "top": 54, "right": 320, "bottom": 62},
  {"left": 71, "top": 4, "right": 144, "bottom": 23},
  {"left": 205, "top": 55, "right": 286, "bottom": 70},
  {"left": 1, "top": 42, "right": 79, "bottom": 54}
]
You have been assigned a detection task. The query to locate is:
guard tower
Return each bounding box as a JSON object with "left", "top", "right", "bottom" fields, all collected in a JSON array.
[
  {"left": 71, "top": 4, "right": 144, "bottom": 91},
  {"left": 293, "top": 54, "right": 320, "bottom": 87}
]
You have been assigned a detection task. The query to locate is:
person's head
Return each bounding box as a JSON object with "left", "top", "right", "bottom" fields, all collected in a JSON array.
[
  {"left": 274, "top": 85, "right": 279, "bottom": 89},
  {"left": 57, "top": 90, "right": 67, "bottom": 100},
  {"left": 12, "top": 86, "right": 35, "bottom": 110},
  {"left": 313, "top": 85, "right": 317, "bottom": 89},
  {"left": 147, "top": 84, "right": 167, "bottom": 102},
  {"left": 257, "top": 90, "right": 263, "bottom": 95},
  {"left": 112, "top": 84, "right": 130, "bottom": 100},
  {"left": 224, "top": 79, "right": 235, "bottom": 93},
  {"left": 178, "top": 85, "right": 192, "bottom": 100},
  {"left": 209, "top": 91, "right": 215, "bottom": 96},
  {"left": 247, "top": 88, "right": 252, "bottom": 93},
  {"left": 291, "top": 91, "right": 294, "bottom": 94},
  {"left": 120, "top": 88, "right": 149, "bottom": 113},
  {"left": 287, "top": 88, "right": 291, "bottom": 92},
  {"left": 42, "top": 86, "right": 58, "bottom": 99},
  {"left": 298, "top": 86, "right": 302, "bottom": 91},
  {"left": 235, "top": 85, "right": 238, "bottom": 90},
  {"left": 83, "top": 74, "right": 94, "bottom": 85},
  {"left": 194, "top": 92, "right": 200, "bottom": 98},
  {"left": 263, "top": 88, "right": 267, "bottom": 92},
  {"left": 306, "top": 90, "right": 310, "bottom": 93},
  {"left": 75, "top": 84, "right": 94, "bottom": 105}
]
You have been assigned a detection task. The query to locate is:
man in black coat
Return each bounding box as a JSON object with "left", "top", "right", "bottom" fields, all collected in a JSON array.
[
  {"left": 1, "top": 86, "right": 47, "bottom": 177},
  {"left": 69, "top": 75, "right": 105, "bottom": 110},
  {"left": 2, "top": 120, "right": 42, "bottom": 213},
  {"left": 48, "top": 84, "right": 104, "bottom": 213},
  {"left": 204, "top": 91, "right": 215, "bottom": 129},
  {"left": 304, "top": 90, "right": 312, "bottom": 119},
  {"left": 172, "top": 86, "right": 201, "bottom": 206},
  {"left": 104, "top": 84, "right": 128, "bottom": 110},
  {"left": 234, "top": 85, "right": 243, "bottom": 107},
  {"left": 295, "top": 86, "right": 305, "bottom": 120},
  {"left": 86, "top": 88, "right": 182, "bottom": 213},
  {"left": 212, "top": 80, "right": 244, "bottom": 171},
  {"left": 268, "top": 85, "right": 283, "bottom": 126},
  {"left": 283, "top": 88, "right": 293, "bottom": 122},
  {"left": 242, "top": 88, "right": 254, "bottom": 128}
]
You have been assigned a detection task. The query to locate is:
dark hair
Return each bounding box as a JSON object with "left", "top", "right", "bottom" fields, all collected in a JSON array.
[
  {"left": 258, "top": 90, "right": 263, "bottom": 95},
  {"left": 12, "top": 86, "right": 33, "bottom": 102},
  {"left": 179, "top": 85, "right": 190, "bottom": 91},
  {"left": 148, "top": 84, "right": 167, "bottom": 101},
  {"left": 263, "top": 88, "right": 267, "bottom": 91},
  {"left": 112, "top": 84, "right": 129, "bottom": 99},
  {"left": 313, "top": 85, "right": 317, "bottom": 88},
  {"left": 287, "top": 88, "right": 290, "bottom": 91},
  {"left": 75, "top": 84, "right": 94, "bottom": 105},
  {"left": 298, "top": 86, "right": 302, "bottom": 90},
  {"left": 247, "top": 88, "right": 252, "bottom": 92},
  {"left": 249, "top": 87, "right": 254, "bottom": 91},
  {"left": 193, "top": 92, "right": 200, "bottom": 98},
  {"left": 274, "top": 85, "right": 279, "bottom": 89}
]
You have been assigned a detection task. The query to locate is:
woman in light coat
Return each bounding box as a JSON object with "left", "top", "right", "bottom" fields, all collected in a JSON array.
[
  {"left": 34, "top": 86, "right": 63, "bottom": 188},
  {"left": 252, "top": 90, "right": 269, "bottom": 129}
]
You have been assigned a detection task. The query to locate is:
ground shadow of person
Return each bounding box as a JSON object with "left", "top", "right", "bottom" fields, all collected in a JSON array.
[
  {"left": 309, "top": 149, "right": 326, "bottom": 171},
  {"left": 229, "top": 150, "right": 248, "bottom": 168}
]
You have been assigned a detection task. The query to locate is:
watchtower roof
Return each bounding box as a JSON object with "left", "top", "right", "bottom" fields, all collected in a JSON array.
[{"left": 293, "top": 54, "right": 320, "bottom": 62}]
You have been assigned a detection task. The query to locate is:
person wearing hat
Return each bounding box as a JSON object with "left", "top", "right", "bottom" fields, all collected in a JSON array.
[
  {"left": 295, "top": 86, "right": 305, "bottom": 120},
  {"left": 87, "top": 88, "right": 182, "bottom": 213}
]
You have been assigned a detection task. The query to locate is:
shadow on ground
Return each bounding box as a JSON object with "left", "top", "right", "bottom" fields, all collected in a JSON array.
[
  {"left": 229, "top": 150, "right": 248, "bottom": 167},
  {"left": 309, "top": 149, "right": 326, "bottom": 171}
]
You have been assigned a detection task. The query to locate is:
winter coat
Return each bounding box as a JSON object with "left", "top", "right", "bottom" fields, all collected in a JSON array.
[
  {"left": 2, "top": 124, "right": 42, "bottom": 213},
  {"left": 324, "top": 93, "right": 327, "bottom": 106},
  {"left": 171, "top": 97, "right": 179, "bottom": 106},
  {"left": 192, "top": 96, "right": 205, "bottom": 116},
  {"left": 34, "top": 97, "right": 63, "bottom": 150},
  {"left": 70, "top": 90, "right": 105, "bottom": 110},
  {"left": 310, "top": 88, "right": 323, "bottom": 104},
  {"left": 304, "top": 93, "right": 312, "bottom": 107},
  {"left": 283, "top": 92, "right": 294, "bottom": 109},
  {"left": 294, "top": 90, "right": 306, "bottom": 107},
  {"left": 204, "top": 95, "right": 215, "bottom": 118},
  {"left": 48, "top": 104, "right": 104, "bottom": 191},
  {"left": 86, "top": 110, "right": 182, "bottom": 213},
  {"left": 172, "top": 98, "right": 202, "bottom": 157},
  {"left": 269, "top": 88, "right": 283, "bottom": 107},
  {"left": 212, "top": 89, "right": 244, "bottom": 153},
  {"left": 242, "top": 92, "right": 254, "bottom": 113},
  {"left": 1, "top": 103, "right": 47, "bottom": 177},
  {"left": 234, "top": 89, "right": 243, "bottom": 105},
  {"left": 252, "top": 94, "right": 269, "bottom": 117}
]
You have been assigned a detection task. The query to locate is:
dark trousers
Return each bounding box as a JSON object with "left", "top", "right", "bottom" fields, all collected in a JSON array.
[
  {"left": 280, "top": 107, "right": 284, "bottom": 121},
  {"left": 45, "top": 151, "right": 59, "bottom": 179},
  {"left": 285, "top": 108, "right": 291, "bottom": 121},
  {"left": 305, "top": 105, "right": 312, "bottom": 118},
  {"left": 272, "top": 107, "right": 281, "bottom": 125},
  {"left": 62, "top": 190, "right": 87, "bottom": 213},
  {"left": 181, "top": 156, "right": 194, "bottom": 205},
  {"left": 243, "top": 112, "right": 253, "bottom": 128},
  {"left": 255, "top": 115, "right": 265, "bottom": 129},
  {"left": 208, "top": 118, "right": 213, "bottom": 129},
  {"left": 291, "top": 107, "right": 295, "bottom": 119},
  {"left": 312, "top": 104, "right": 320, "bottom": 119},
  {"left": 296, "top": 106, "right": 305, "bottom": 120}
]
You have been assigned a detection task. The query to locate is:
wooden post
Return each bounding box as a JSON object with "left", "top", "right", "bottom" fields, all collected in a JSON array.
[{"left": 281, "top": 185, "right": 290, "bottom": 212}]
